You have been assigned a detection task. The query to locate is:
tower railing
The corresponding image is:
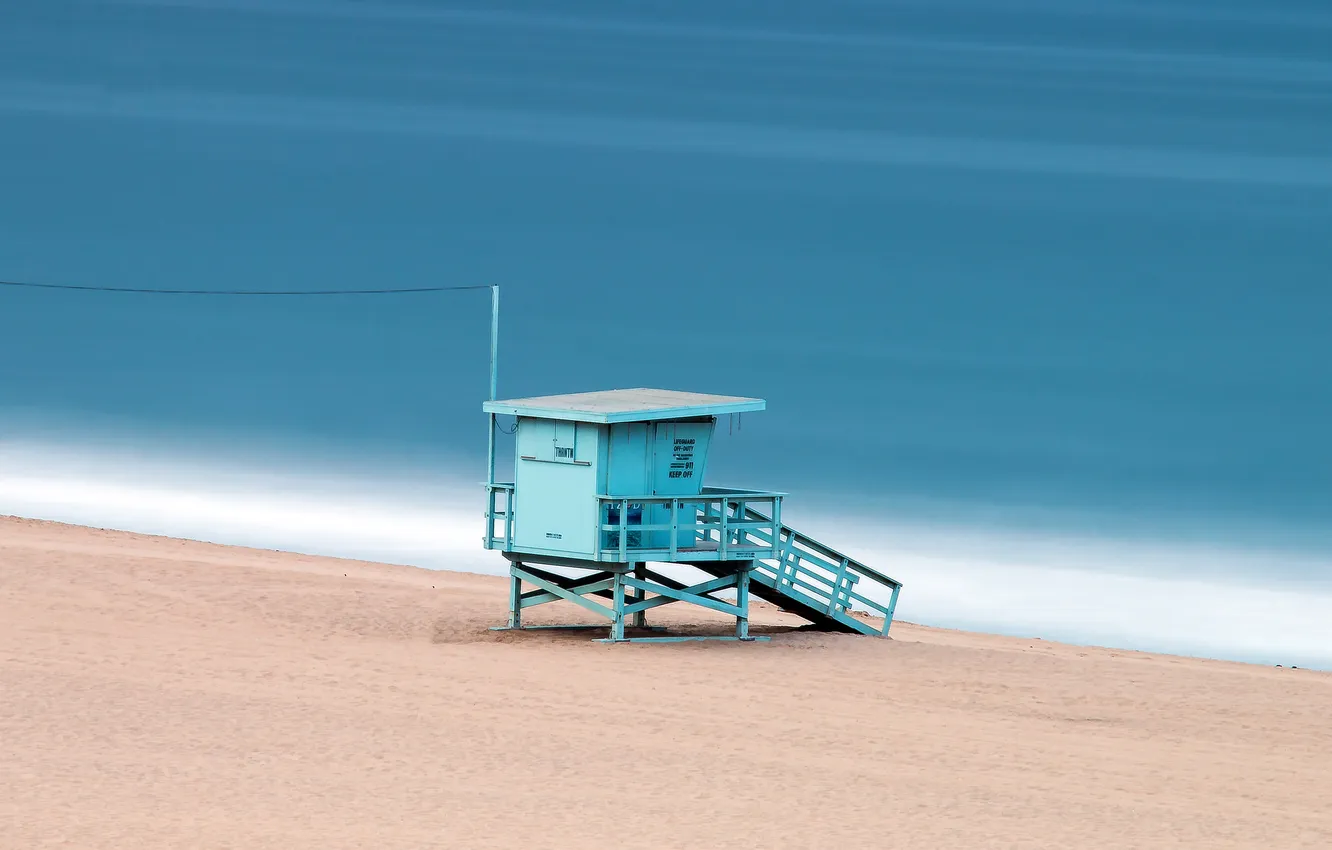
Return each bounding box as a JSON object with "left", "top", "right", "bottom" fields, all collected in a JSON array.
[
  {"left": 595, "top": 487, "right": 784, "bottom": 563},
  {"left": 484, "top": 484, "right": 785, "bottom": 561},
  {"left": 484, "top": 482, "right": 515, "bottom": 551},
  {"left": 485, "top": 482, "right": 902, "bottom": 635},
  {"left": 739, "top": 505, "right": 902, "bottom": 636}
]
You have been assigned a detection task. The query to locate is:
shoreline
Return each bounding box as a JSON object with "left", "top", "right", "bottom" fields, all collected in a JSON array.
[{"left": 4, "top": 512, "right": 1324, "bottom": 674}]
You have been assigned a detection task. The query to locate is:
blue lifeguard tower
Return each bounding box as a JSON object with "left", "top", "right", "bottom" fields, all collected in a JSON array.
[{"left": 482, "top": 388, "right": 902, "bottom": 642}]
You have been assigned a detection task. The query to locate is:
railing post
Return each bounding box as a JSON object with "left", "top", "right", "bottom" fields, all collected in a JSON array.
[
  {"left": 829, "top": 558, "right": 850, "bottom": 615},
  {"left": 505, "top": 488, "right": 514, "bottom": 551},
  {"left": 770, "top": 496, "right": 782, "bottom": 559},
  {"left": 719, "top": 500, "right": 729, "bottom": 560},
  {"left": 882, "top": 582, "right": 902, "bottom": 636},
  {"left": 484, "top": 487, "right": 493, "bottom": 547},
  {"left": 778, "top": 531, "right": 797, "bottom": 590},
  {"left": 619, "top": 498, "right": 629, "bottom": 562},
  {"left": 669, "top": 499, "right": 679, "bottom": 560}
]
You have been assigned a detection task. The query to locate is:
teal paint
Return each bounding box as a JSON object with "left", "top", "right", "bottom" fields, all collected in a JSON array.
[
  {"left": 483, "top": 387, "right": 904, "bottom": 640},
  {"left": 605, "top": 422, "right": 651, "bottom": 497},
  {"left": 736, "top": 566, "right": 751, "bottom": 641},
  {"left": 507, "top": 571, "right": 521, "bottom": 630},
  {"left": 510, "top": 564, "right": 615, "bottom": 620},
  {"left": 620, "top": 573, "right": 740, "bottom": 615},
  {"left": 610, "top": 571, "right": 627, "bottom": 642},
  {"left": 511, "top": 417, "right": 602, "bottom": 555},
  {"left": 519, "top": 576, "right": 617, "bottom": 609},
  {"left": 645, "top": 419, "right": 713, "bottom": 549},
  {"left": 649, "top": 420, "right": 712, "bottom": 497},
  {"left": 486, "top": 285, "right": 499, "bottom": 489},
  {"left": 622, "top": 576, "right": 745, "bottom": 618},
  {"left": 883, "top": 584, "right": 902, "bottom": 637},
  {"left": 630, "top": 563, "right": 648, "bottom": 629}
]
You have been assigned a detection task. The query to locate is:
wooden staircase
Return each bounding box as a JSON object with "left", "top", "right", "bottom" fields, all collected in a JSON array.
[{"left": 691, "top": 506, "right": 901, "bottom": 636}]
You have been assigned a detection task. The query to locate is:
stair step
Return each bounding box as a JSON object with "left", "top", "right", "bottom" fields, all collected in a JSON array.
[{"left": 695, "top": 514, "right": 901, "bottom": 636}]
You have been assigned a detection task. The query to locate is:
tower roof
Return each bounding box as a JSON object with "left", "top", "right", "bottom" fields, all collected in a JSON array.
[{"left": 482, "top": 388, "right": 765, "bottom": 424}]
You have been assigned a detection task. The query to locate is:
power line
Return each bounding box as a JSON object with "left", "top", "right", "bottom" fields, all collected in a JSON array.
[{"left": 0, "top": 279, "right": 493, "bottom": 296}]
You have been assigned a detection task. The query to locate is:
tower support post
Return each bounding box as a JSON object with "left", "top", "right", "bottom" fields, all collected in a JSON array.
[
  {"left": 609, "top": 569, "right": 627, "bottom": 642},
  {"left": 736, "top": 561, "right": 752, "bottom": 640},
  {"left": 491, "top": 555, "right": 768, "bottom": 642},
  {"left": 508, "top": 564, "right": 523, "bottom": 629},
  {"left": 631, "top": 562, "right": 648, "bottom": 629}
]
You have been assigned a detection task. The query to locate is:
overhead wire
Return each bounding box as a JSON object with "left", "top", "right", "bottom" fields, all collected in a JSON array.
[
  {"left": 3, "top": 276, "right": 512, "bottom": 432},
  {"left": 0, "top": 279, "right": 492, "bottom": 296}
]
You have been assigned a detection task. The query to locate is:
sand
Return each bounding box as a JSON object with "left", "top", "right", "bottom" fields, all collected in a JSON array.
[{"left": 2, "top": 515, "right": 1329, "bottom": 849}]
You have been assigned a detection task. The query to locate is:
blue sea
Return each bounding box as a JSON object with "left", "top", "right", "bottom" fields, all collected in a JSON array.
[{"left": 2, "top": 0, "right": 1329, "bottom": 666}]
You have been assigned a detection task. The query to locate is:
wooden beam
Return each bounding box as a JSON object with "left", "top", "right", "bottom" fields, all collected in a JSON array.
[{"left": 511, "top": 566, "right": 615, "bottom": 620}]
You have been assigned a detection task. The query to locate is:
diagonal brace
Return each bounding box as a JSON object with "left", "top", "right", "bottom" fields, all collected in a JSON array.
[
  {"left": 520, "top": 577, "right": 616, "bottom": 609},
  {"left": 519, "top": 565, "right": 616, "bottom": 587},
  {"left": 622, "top": 575, "right": 743, "bottom": 618},
  {"left": 516, "top": 567, "right": 618, "bottom": 609},
  {"left": 511, "top": 566, "right": 615, "bottom": 620},
  {"left": 621, "top": 573, "right": 742, "bottom": 615}
]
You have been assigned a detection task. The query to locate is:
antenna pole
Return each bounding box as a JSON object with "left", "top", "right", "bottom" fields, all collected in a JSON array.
[{"left": 487, "top": 284, "right": 500, "bottom": 487}]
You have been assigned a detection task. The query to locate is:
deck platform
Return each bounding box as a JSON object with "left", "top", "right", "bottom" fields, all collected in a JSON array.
[{"left": 485, "top": 488, "right": 901, "bottom": 639}]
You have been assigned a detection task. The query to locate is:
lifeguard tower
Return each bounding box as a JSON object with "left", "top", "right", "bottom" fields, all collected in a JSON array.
[{"left": 482, "top": 388, "right": 902, "bottom": 642}]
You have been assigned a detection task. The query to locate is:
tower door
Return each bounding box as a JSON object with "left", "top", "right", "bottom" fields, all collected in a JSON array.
[{"left": 647, "top": 420, "right": 714, "bottom": 550}]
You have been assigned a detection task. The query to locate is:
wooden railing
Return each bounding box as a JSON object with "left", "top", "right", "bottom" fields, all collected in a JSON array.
[
  {"left": 483, "top": 483, "right": 515, "bottom": 551},
  {"left": 485, "top": 482, "right": 900, "bottom": 635},
  {"left": 742, "top": 506, "right": 902, "bottom": 636},
  {"left": 595, "top": 487, "right": 784, "bottom": 563}
]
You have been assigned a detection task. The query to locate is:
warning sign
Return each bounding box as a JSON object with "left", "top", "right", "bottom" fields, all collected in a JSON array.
[
  {"left": 653, "top": 422, "right": 710, "bottom": 496},
  {"left": 668, "top": 437, "right": 696, "bottom": 480}
]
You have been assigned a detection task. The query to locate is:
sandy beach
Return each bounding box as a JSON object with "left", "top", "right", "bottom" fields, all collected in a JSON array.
[{"left": 2, "top": 514, "right": 1329, "bottom": 849}]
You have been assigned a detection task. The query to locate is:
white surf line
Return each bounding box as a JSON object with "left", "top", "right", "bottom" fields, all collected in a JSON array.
[{"left": 3, "top": 435, "right": 1328, "bottom": 668}]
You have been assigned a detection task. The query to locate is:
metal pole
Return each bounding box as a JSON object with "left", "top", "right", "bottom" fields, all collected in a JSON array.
[{"left": 487, "top": 284, "right": 499, "bottom": 487}]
